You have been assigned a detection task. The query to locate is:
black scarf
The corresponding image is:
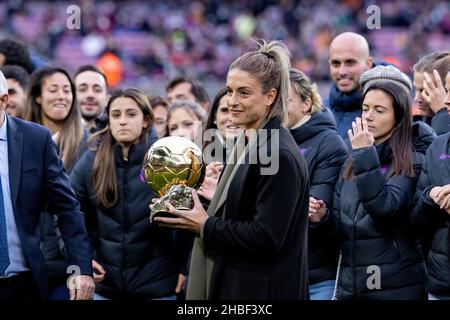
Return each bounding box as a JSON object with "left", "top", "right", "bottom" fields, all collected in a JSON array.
[
  {"left": 376, "top": 140, "right": 393, "bottom": 165},
  {"left": 329, "top": 84, "right": 364, "bottom": 112}
]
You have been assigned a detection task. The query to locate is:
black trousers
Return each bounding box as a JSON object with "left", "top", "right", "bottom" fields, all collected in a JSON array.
[{"left": 0, "top": 272, "right": 42, "bottom": 301}]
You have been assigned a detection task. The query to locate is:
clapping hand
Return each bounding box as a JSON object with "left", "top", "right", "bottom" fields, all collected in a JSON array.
[
  {"left": 348, "top": 117, "right": 374, "bottom": 150},
  {"left": 430, "top": 184, "right": 450, "bottom": 214},
  {"left": 205, "top": 161, "right": 223, "bottom": 179},
  {"left": 429, "top": 185, "right": 450, "bottom": 215},
  {"left": 309, "top": 197, "right": 327, "bottom": 223},
  {"left": 197, "top": 176, "right": 218, "bottom": 201},
  {"left": 197, "top": 162, "right": 222, "bottom": 201}
]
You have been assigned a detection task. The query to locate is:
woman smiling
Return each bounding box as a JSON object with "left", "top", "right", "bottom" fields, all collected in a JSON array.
[{"left": 154, "top": 40, "right": 310, "bottom": 300}]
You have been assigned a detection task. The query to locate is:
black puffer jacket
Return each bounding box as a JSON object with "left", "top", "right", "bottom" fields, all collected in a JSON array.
[
  {"left": 41, "top": 128, "right": 161, "bottom": 289},
  {"left": 413, "top": 108, "right": 450, "bottom": 136},
  {"left": 412, "top": 121, "right": 437, "bottom": 155},
  {"left": 290, "top": 108, "right": 348, "bottom": 285},
  {"left": 412, "top": 132, "right": 450, "bottom": 296},
  {"left": 70, "top": 138, "right": 190, "bottom": 299},
  {"left": 330, "top": 141, "right": 427, "bottom": 300},
  {"left": 430, "top": 109, "right": 450, "bottom": 135}
]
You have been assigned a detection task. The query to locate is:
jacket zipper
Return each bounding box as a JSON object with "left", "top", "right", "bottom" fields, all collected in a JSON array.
[
  {"left": 352, "top": 203, "right": 360, "bottom": 298},
  {"left": 121, "top": 158, "right": 129, "bottom": 294}
]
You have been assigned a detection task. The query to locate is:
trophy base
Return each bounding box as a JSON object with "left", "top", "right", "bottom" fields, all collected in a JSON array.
[
  {"left": 150, "top": 210, "right": 178, "bottom": 223},
  {"left": 150, "top": 185, "right": 194, "bottom": 225}
]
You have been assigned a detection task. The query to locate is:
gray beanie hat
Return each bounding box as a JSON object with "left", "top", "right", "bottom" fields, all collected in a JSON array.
[{"left": 359, "top": 65, "right": 412, "bottom": 94}]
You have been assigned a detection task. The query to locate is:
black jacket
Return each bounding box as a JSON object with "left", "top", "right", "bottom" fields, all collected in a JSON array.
[
  {"left": 40, "top": 130, "right": 90, "bottom": 284},
  {"left": 412, "top": 121, "right": 437, "bottom": 155},
  {"left": 70, "top": 138, "right": 190, "bottom": 299},
  {"left": 412, "top": 133, "right": 450, "bottom": 296},
  {"left": 413, "top": 108, "right": 450, "bottom": 136},
  {"left": 203, "top": 118, "right": 310, "bottom": 299},
  {"left": 328, "top": 141, "right": 426, "bottom": 300},
  {"left": 42, "top": 127, "right": 161, "bottom": 287},
  {"left": 290, "top": 108, "right": 348, "bottom": 284}
]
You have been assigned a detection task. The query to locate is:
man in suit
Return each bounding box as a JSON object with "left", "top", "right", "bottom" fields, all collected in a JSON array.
[{"left": 0, "top": 70, "right": 94, "bottom": 300}]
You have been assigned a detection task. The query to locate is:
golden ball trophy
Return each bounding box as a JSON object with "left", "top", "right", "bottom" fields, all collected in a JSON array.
[{"left": 143, "top": 136, "right": 205, "bottom": 223}]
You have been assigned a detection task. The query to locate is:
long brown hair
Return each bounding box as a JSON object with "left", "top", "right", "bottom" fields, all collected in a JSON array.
[
  {"left": 343, "top": 82, "right": 414, "bottom": 179},
  {"left": 25, "top": 67, "right": 83, "bottom": 169},
  {"left": 88, "top": 88, "right": 154, "bottom": 208}
]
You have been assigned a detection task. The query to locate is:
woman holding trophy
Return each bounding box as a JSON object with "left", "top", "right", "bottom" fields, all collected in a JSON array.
[
  {"left": 70, "top": 88, "right": 190, "bottom": 300},
  {"left": 154, "top": 40, "right": 310, "bottom": 300}
]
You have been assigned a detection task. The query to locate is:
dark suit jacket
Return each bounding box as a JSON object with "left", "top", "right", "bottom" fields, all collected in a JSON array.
[
  {"left": 6, "top": 115, "right": 93, "bottom": 298},
  {"left": 203, "top": 118, "right": 310, "bottom": 299}
]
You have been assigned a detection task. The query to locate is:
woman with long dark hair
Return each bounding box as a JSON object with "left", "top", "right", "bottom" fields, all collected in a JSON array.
[
  {"left": 26, "top": 67, "right": 85, "bottom": 172},
  {"left": 70, "top": 88, "right": 189, "bottom": 299},
  {"left": 315, "top": 66, "right": 427, "bottom": 299},
  {"left": 202, "top": 88, "right": 242, "bottom": 163},
  {"left": 25, "top": 66, "right": 86, "bottom": 299},
  {"left": 199, "top": 88, "right": 244, "bottom": 201}
]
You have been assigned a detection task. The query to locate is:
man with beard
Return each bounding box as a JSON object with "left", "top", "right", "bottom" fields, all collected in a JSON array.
[
  {"left": 1, "top": 65, "right": 29, "bottom": 119},
  {"left": 74, "top": 65, "right": 109, "bottom": 133},
  {"left": 326, "top": 32, "right": 373, "bottom": 138}
]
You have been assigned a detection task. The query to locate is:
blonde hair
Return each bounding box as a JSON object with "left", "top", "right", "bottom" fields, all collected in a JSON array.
[
  {"left": 289, "top": 68, "right": 323, "bottom": 114},
  {"left": 229, "top": 39, "right": 291, "bottom": 125}
]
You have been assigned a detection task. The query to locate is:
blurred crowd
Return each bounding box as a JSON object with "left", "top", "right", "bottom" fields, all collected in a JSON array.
[
  {"left": 0, "top": 0, "right": 449, "bottom": 95},
  {"left": 1, "top": 0, "right": 450, "bottom": 298}
]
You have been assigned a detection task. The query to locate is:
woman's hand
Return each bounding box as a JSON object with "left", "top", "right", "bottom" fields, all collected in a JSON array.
[
  {"left": 432, "top": 185, "right": 450, "bottom": 210},
  {"left": 348, "top": 117, "right": 374, "bottom": 150},
  {"left": 205, "top": 161, "right": 223, "bottom": 179},
  {"left": 154, "top": 190, "right": 209, "bottom": 234},
  {"left": 197, "top": 176, "right": 219, "bottom": 201},
  {"left": 198, "top": 162, "right": 223, "bottom": 200},
  {"left": 429, "top": 185, "right": 450, "bottom": 212},
  {"left": 422, "top": 70, "right": 446, "bottom": 114},
  {"left": 92, "top": 259, "right": 106, "bottom": 283},
  {"left": 439, "top": 194, "right": 450, "bottom": 212},
  {"left": 308, "top": 197, "right": 327, "bottom": 223},
  {"left": 175, "top": 273, "right": 186, "bottom": 294}
]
